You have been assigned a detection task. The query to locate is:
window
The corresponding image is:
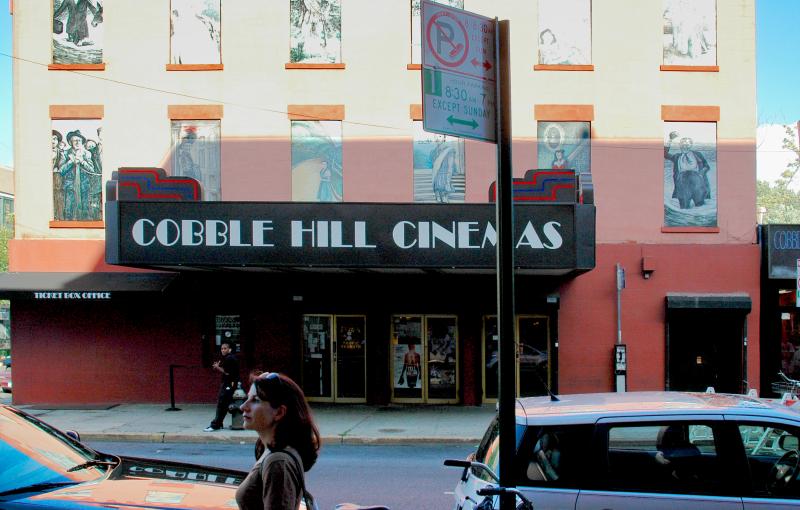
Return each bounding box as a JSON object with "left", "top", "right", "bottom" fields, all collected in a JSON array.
[
  {"left": 170, "top": 120, "right": 221, "bottom": 201},
  {"left": 290, "top": 0, "right": 342, "bottom": 64},
  {"left": 410, "top": 0, "right": 463, "bottom": 65},
  {"left": 662, "top": 0, "right": 716, "bottom": 67},
  {"left": 537, "top": 122, "right": 591, "bottom": 173},
  {"left": 663, "top": 121, "right": 717, "bottom": 227},
  {"left": 474, "top": 418, "right": 500, "bottom": 482},
  {"left": 170, "top": 0, "right": 221, "bottom": 65},
  {"left": 519, "top": 425, "right": 593, "bottom": 488},
  {"left": 537, "top": 0, "right": 591, "bottom": 65},
  {"left": 412, "top": 121, "right": 465, "bottom": 203},
  {"left": 602, "top": 422, "right": 724, "bottom": 495},
  {"left": 0, "top": 195, "right": 13, "bottom": 232},
  {"left": 52, "top": 0, "right": 104, "bottom": 65},
  {"left": 51, "top": 119, "right": 103, "bottom": 221},
  {"left": 291, "top": 120, "right": 343, "bottom": 202},
  {"left": 738, "top": 423, "right": 800, "bottom": 499}
]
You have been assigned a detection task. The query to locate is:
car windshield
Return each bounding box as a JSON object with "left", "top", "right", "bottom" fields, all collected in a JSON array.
[{"left": 0, "top": 406, "right": 110, "bottom": 495}]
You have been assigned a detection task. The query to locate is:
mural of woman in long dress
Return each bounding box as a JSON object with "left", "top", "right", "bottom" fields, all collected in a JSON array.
[{"left": 291, "top": 121, "right": 343, "bottom": 202}]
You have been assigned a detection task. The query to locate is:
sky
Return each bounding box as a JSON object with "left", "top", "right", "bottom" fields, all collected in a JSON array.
[{"left": 0, "top": 2, "right": 799, "bottom": 175}]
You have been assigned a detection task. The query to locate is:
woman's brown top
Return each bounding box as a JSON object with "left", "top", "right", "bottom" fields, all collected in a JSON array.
[{"left": 236, "top": 446, "right": 303, "bottom": 510}]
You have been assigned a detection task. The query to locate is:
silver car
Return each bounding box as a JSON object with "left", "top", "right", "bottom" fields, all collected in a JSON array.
[{"left": 448, "top": 392, "right": 800, "bottom": 509}]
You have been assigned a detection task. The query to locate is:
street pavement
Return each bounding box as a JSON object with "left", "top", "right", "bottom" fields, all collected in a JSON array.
[{"left": 4, "top": 392, "right": 495, "bottom": 445}]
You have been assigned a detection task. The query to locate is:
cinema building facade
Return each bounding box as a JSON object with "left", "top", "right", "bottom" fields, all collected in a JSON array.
[{"left": 7, "top": 0, "right": 760, "bottom": 405}]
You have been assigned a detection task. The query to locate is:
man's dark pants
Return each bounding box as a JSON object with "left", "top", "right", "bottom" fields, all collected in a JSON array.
[{"left": 210, "top": 383, "right": 234, "bottom": 430}]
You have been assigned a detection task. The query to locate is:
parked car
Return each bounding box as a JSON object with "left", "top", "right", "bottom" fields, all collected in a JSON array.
[
  {"left": 0, "top": 404, "right": 246, "bottom": 509},
  {"left": 0, "top": 369, "right": 10, "bottom": 393},
  {"left": 447, "top": 391, "right": 800, "bottom": 509}
]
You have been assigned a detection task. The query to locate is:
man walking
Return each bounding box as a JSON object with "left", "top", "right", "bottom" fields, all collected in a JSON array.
[{"left": 204, "top": 340, "right": 240, "bottom": 432}]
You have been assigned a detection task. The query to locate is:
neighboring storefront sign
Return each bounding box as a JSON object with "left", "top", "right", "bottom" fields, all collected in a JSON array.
[
  {"left": 106, "top": 202, "right": 595, "bottom": 271},
  {"left": 765, "top": 225, "right": 800, "bottom": 279}
]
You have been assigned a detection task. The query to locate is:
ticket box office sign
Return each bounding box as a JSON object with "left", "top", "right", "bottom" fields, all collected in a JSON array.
[{"left": 106, "top": 202, "right": 595, "bottom": 273}]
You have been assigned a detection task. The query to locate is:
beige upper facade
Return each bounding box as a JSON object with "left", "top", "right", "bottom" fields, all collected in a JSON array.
[{"left": 13, "top": 0, "right": 756, "bottom": 248}]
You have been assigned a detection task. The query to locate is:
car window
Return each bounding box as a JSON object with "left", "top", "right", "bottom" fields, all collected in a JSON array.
[
  {"left": 518, "top": 425, "right": 593, "bottom": 489},
  {"left": 601, "top": 422, "right": 725, "bottom": 495},
  {"left": 0, "top": 407, "right": 106, "bottom": 494},
  {"left": 472, "top": 417, "right": 525, "bottom": 482},
  {"left": 737, "top": 423, "right": 800, "bottom": 499}
]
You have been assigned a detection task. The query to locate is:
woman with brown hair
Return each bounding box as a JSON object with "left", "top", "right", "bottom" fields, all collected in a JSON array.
[{"left": 236, "top": 372, "right": 321, "bottom": 510}]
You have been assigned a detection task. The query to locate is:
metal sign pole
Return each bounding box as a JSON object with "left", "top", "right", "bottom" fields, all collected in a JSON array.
[{"left": 494, "top": 18, "right": 516, "bottom": 510}]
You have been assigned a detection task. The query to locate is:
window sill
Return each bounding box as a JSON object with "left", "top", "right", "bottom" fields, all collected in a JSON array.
[
  {"left": 48, "top": 63, "right": 106, "bottom": 71},
  {"left": 285, "top": 63, "right": 346, "bottom": 70},
  {"left": 661, "top": 226, "right": 720, "bottom": 233},
  {"left": 407, "top": 64, "right": 422, "bottom": 70},
  {"left": 534, "top": 64, "right": 594, "bottom": 71},
  {"left": 166, "top": 64, "right": 224, "bottom": 71},
  {"left": 660, "top": 65, "right": 719, "bottom": 72},
  {"left": 49, "top": 220, "right": 105, "bottom": 229}
]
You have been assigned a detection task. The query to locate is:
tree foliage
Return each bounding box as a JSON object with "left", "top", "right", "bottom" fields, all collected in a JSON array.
[{"left": 758, "top": 125, "right": 800, "bottom": 224}]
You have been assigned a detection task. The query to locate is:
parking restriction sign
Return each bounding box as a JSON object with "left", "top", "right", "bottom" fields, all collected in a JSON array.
[{"left": 421, "top": 1, "right": 497, "bottom": 143}]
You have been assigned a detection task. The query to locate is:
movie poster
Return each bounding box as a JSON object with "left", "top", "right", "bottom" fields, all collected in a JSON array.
[
  {"left": 170, "top": 0, "right": 221, "bottom": 65},
  {"left": 663, "top": 122, "right": 717, "bottom": 227},
  {"left": 170, "top": 120, "right": 221, "bottom": 201},
  {"left": 537, "top": 121, "right": 591, "bottom": 173},
  {"left": 537, "top": 0, "right": 591, "bottom": 65},
  {"left": 51, "top": 119, "right": 103, "bottom": 221},
  {"left": 663, "top": 0, "right": 716, "bottom": 66},
  {"left": 413, "top": 122, "right": 465, "bottom": 203},
  {"left": 291, "top": 121, "right": 343, "bottom": 202},
  {"left": 392, "top": 316, "right": 423, "bottom": 398},
  {"left": 52, "top": 0, "right": 104, "bottom": 64}
]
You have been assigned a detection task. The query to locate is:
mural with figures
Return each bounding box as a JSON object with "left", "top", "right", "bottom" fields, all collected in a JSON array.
[
  {"left": 413, "top": 122, "right": 465, "bottom": 203},
  {"left": 292, "top": 121, "right": 343, "bottom": 202},
  {"left": 290, "top": 0, "right": 341, "bottom": 64},
  {"left": 170, "top": 121, "right": 221, "bottom": 201},
  {"left": 663, "top": 122, "right": 717, "bottom": 227},
  {"left": 537, "top": 121, "right": 591, "bottom": 174},
  {"left": 538, "top": 0, "right": 591, "bottom": 65},
  {"left": 51, "top": 120, "right": 103, "bottom": 221},
  {"left": 52, "top": 0, "right": 104, "bottom": 64},
  {"left": 170, "top": 0, "right": 221, "bottom": 65},
  {"left": 663, "top": 0, "right": 716, "bottom": 66},
  {"left": 410, "top": 0, "right": 463, "bottom": 64}
]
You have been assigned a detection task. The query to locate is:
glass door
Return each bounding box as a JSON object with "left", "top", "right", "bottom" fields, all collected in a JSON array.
[
  {"left": 483, "top": 315, "right": 551, "bottom": 402},
  {"left": 391, "top": 315, "right": 459, "bottom": 403},
  {"left": 334, "top": 315, "right": 367, "bottom": 403},
  {"left": 302, "top": 315, "right": 333, "bottom": 402}
]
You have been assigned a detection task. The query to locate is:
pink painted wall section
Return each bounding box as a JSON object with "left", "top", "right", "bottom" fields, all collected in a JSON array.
[
  {"left": 9, "top": 239, "right": 154, "bottom": 273},
  {"left": 221, "top": 137, "right": 292, "bottom": 201},
  {"left": 558, "top": 243, "right": 761, "bottom": 395},
  {"left": 343, "top": 138, "right": 413, "bottom": 202}
]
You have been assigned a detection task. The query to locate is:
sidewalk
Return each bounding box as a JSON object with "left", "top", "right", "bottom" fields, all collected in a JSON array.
[{"left": 11, "top": 398, "right": 496, "bottom": 445}]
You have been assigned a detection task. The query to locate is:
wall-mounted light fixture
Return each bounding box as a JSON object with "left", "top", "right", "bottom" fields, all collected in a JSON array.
[{"left": 641, "top": 256, "right": 656, "bottom": 280}]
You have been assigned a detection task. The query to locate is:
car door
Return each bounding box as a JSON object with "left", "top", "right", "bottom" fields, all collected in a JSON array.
[
  {"left": 577, "top": 416, "right": 743, "bottom": 510},
  {"left": 515, "top": 424, "right": 593, "bottom": 510},
  {"left": 730, "top": 418, "right": 800, "bottom": 510}
]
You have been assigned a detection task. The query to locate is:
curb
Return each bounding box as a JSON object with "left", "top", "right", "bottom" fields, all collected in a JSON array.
[{"left": 81, "top": 432, "right": 482, "bottom": 446}]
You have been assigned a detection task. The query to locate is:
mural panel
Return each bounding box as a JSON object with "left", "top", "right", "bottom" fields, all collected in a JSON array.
[
  {"left": 413, "top": 122, "right": 465, "bottom": 203},
  {"left": 537, "top": 0, "right": 591, "bottom": 65},
  {"left": 410, "top": 0, "right": 463, "bottom": 65},
  {"left": 536, "top": 121, "right": 591, "bottom": 173},
  {"left": 170, "top": 120, "right": 221, "bottom": 201},
  {"left": 52, "top": 0, "right": 104, "bottom": 64},
  {"left": 662, "top": 0, "right": 716, "bottom": 66},
  {"left": 290, "top": 0, "right": 342, "bottom": 64},
  {"left": 51, "top": 120, "right": 103, "bottom": 221},
  {"left": 663, "top": 122, "right": 717, "bottom": 227},
  {"left": 292, "top": 121, "right": 343, "bottom": 202},
  {"left": 170, "top": 0, "right": 221, "bottom": 65}
]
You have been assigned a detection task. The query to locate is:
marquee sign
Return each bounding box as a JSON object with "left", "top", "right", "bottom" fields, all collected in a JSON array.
[{"left": 106, "top": 202, "right": 595, "bottom": 272}]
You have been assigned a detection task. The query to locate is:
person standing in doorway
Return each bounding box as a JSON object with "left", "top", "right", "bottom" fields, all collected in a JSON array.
[{"left": 205, "top": 340, "right": 241, "bottom": 432}]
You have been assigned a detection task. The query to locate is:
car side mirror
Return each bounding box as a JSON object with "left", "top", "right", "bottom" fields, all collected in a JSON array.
[
  {"left": 65, "top": 430, "right": 81, "bottom": 442},
  {"left": 444, "top": 459, "right": 500, "bottom": 483},
  {"left": 779, "top": 434, "right": 799, "bottom": 451}
]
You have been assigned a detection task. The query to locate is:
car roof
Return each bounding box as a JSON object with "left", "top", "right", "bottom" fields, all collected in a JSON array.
[{"left": 515, "top": 391, "right": 800, "bottom": 426}]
